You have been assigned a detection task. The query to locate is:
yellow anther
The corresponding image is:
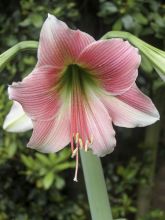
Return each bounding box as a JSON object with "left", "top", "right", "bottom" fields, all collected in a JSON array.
[
  {"left": 75, "top": 132, "right": 79, "bottom": 144},
  {"left": 71, "top": 147, "right": 78, "bottom": 158},
  {"left": 85, "top": 140, "right": 89, "bottom": 152},
  {"left": 90, "top": 135, "right": 94, "bottom": 145},
  {"left": 79, "top": 138, "right": 83, "bottom": 149}
]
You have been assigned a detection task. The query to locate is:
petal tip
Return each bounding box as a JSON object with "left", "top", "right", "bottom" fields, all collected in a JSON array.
[
  {"left": 8, "top": 86, "right": 12, "bottom": 100},
  {"left": 47, "top": 14, "right": 58, "bottom": 23},
  {"left": 27, "top": 142, "right": 34, "bottom": 149},
  {"left": 93, "top": 145, "right": 116, "bottom": 157},
  {"left": 154, "top": 112, "right": 160, "bottom": 122},
  {"left": 151, "top": 107, "right": 160, "bottom": 122},
  {"left": 47, "top": 13, "right": 54, "bottom": 19},
  {"left": 2, "top": 121, "right": 7, "bottom": 130}
]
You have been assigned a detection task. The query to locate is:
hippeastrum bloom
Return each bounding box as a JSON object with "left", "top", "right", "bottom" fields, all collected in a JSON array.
[{"left": 6, "top": 14, "right": 159, "bottom": 181}]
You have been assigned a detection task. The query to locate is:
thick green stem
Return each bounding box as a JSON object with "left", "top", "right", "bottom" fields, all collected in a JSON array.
[
  {"left": 80, "top": 150, "right": 113, "bottom": 220},
  {"left": 102, "top": 31, "right": 146, "bottom": 47},
  {"left": 102, "top": 31, "right": 165, "bottom": 55},
  {"left": 0, "top": 41, "right": 38, "bottom": 71}
]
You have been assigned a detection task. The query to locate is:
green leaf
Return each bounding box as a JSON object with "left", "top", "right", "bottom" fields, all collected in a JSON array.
[
  {"left": 21, "top": 155, "right": 35, "bottom": 169},
  {"left": 19, "top": 18, "right": 31, "bottom": 27},
  {"left": 56, "top": 162, "right": 75, "bottom": 171},
  {"left": 112, "top": 19, "right": 122, "bottom": 31},
  {"left": 98, "top": 2, "right": 118, "bottom": 17},
  {"left": 54, "top": 149, "right": 71, "bottom": 164},
  {"left": 55, "top": 177, "right": 65, "bottom": 189},
  {"left": 134, "top": 13, "right": 148, "bottom": 25},
  {"left": 141, "top": 54, "right": 153, "bottom": 73},
  {"left": 43, "top": 172, "right": 54, "bottom": 189},
  {"left": 7, "top": 143, "right": 17, "bottom": 157},
  {"left": 128, "top": 207, "right": 137, "bottom": 212},
  {"left": 30, "top": 14, "right": 43, "bottom": 28},
  {"left": 122, "top": 15, "right": 134, "bottom": 30},
  {"left": 35, "top": 153, "right": 50, "bottom": 166},
  {"left": 114, "top": 219, "right": 127, "bottom": 220}
]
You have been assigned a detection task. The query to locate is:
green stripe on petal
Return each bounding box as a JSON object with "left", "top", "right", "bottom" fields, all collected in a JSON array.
[{"left": 56, "top": 64, "right": 101, "bottom": 100}]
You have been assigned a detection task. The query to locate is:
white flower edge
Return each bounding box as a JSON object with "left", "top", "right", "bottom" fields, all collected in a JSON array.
[{"left": 3, "top": 101, "right": 33, "bottom": 132}]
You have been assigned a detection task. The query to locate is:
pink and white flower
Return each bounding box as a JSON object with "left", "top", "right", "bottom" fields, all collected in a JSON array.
[{"left": 6, "top": 14, "right": 159, "bottom": 181}]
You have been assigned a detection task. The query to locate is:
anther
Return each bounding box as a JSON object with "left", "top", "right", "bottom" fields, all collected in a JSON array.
[
  {"left": 71, "top": 147, "right": 78, "bottom": 158},
  {"left": 79, "top": 138, "right": 83, "bottom": 149},
  {"left": 90, "top": 135, "right": 94, "bottom": 145},
  {"left": 85, "top": 140, "right": 89, "bottom": 152},
  {"left": 75, "top": 132, "right": 79, "bottom": 144}
]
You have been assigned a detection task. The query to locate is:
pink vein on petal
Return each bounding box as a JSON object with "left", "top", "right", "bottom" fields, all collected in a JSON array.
[
  {"left": 8, "top": 66, "right": 61, "bottom": 121},
  {"left": 102, "top": 84, "right": 159, "bottom": 128},
  {"left": 77, "top": 39, "right": 141, "bottom": 95},
  {"left": 37, "top": 14, "right": 95, "bottom": 67}
]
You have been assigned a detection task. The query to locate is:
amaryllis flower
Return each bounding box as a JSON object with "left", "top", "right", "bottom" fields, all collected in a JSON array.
[{"left": 7, "top": 14, "right": 159, "bottom": 181}]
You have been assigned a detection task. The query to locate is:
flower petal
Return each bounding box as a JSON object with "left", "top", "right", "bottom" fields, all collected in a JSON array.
[
  {"left": 78, "top": 39, "right": 141, "bottom": 95},
  {"left": 3, "top": 101, "right": 33, "bottom": 132},
  {"left": 85, "top": 92, "right": 116, "bottom": 157},
  {"left": 37, "top": 14, "right": 95, "bottom": 67},
  {"left": 27, "top": 109, "right": 70, "bottom": 153},
  {"left": 102, "top": 84, "right": 159, "bottom": 128},
  {"left": 8, "top": 66, "right": 60, "bottom": 120}
]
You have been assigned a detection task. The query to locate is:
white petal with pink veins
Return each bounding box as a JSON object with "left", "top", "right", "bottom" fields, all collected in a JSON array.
[
  {"left": 102, "top": 84, "right": 159, "bottom": 128},
  {"left": 78, "top": 39, "right": 141, "bottom": 95},
  {"left": 37, "top": 14, "right": 95, "bottom": 67},
  {"left": 85, "top": 92, "right": 116, "bottom": 157},
  {"left": 27, "top": 108, "right": 70, "bottom": 153},
  {"left": 8, "top": 66, "right": 61, "bottom": 121}
]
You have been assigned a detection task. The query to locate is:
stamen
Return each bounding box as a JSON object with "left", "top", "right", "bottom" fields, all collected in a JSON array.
[
  {"left": 71, "top": 147, "right": 78, "bottom": 158},
  {"left": 75, "top": 132, "right": 79, "bottom": 144},
  {"left": 85, "top": 140, "right": 89, "bottom": 152},
  {"left": 90, "top": 135, "right": 94, "bottom": 145},
  {"left": 73, "top": 150, "right": 79, "bottom": 182},
  {"left": 79, "top": 138, "right": 83, "bottom": 149},
  {"left": 70, "top": 134, "right": 74, "bottom": 153}
]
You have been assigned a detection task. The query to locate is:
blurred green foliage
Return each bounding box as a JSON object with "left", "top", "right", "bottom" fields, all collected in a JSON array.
[
  {"left": 140, "top": 209, "right": 165, "bottom": 220},
  {"left": 98, "top": 0, "right": 165, "bottom": 38},
  {"left": 21, "top": 149, "right": 75, "bottom": 190},
  {"left": 0, "top": 0, "right": 165, "bottom": 219},
  {"left": 105, "top": 158, "right": 139, "bottom": 218}
]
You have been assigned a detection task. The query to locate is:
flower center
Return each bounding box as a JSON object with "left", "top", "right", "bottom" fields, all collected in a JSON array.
[{"left": 57, "top": 64, "right": 98, "bottom": 181}]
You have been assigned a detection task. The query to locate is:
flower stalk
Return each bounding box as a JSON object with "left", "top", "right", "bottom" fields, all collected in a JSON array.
[
  {"left": 0, "top": 41, "right": 38, "bottom": 71},
  {"left": 80, "top": 150, "right": 113, "bottom": 220}
]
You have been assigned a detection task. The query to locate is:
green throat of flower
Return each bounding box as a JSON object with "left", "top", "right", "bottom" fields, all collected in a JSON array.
[
  {"left": 57, "top": 64, "right": 99, "bottom": 99},
  {"left": 56, "top": 64, "right": 99, "bottom": 181}
]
